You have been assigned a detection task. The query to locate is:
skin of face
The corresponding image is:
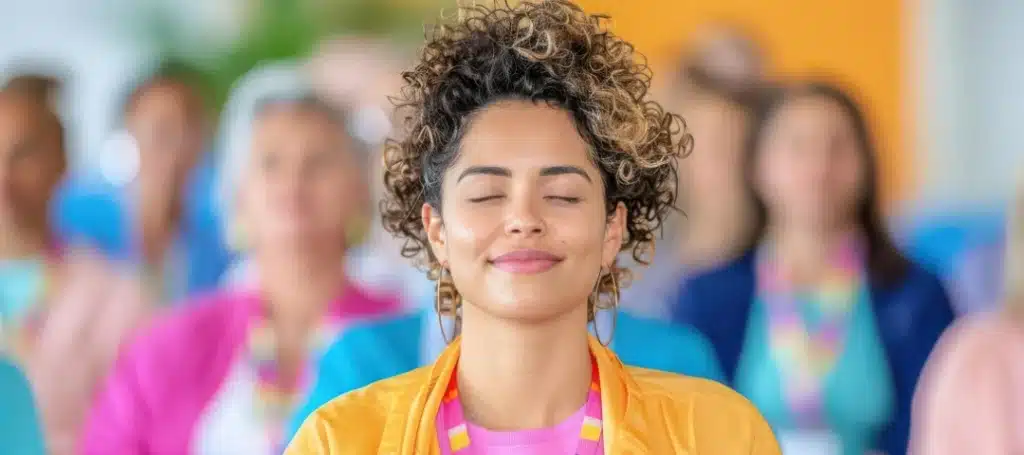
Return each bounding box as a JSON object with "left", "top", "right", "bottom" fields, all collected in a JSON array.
[
  {"left": 423, "top": 100, "right": 626, "bottom": 324},
  {"left": 126, "top": 82, "right": 206, "bottom": 195},
  {"left": 755, "top": 94, "right": 865, "bottom": 231},
  {"left": 239, "top": 104, "right": 366, "bottom": 256},
  {"left": 680, "top": 94, "right": 750, "bottom": 212},
  {"left": 0, "top": 94, "right": 65, "bottom": 231}
]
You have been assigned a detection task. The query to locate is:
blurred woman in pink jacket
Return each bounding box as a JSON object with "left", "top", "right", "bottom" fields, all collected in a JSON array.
[
  {"left": 912, "top": 182, "right": 1024, "bottom": 454},
  {"left": 83, "top": 63, "right": 398, "bottom": 455}
]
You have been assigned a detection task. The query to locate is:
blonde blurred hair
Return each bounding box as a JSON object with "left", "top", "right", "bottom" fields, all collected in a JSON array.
[{"left": 1006, "top": 179, "right": 1024, "bottom": 315}]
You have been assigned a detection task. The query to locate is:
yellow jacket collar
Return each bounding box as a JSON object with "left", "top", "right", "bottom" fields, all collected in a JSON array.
[{"left": 378, "top": 336, "right": 649, "bottom": 454}]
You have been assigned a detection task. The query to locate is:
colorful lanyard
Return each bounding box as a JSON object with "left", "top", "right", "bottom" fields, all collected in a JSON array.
[
  {"left": 1, "top": 248, "right": 60, "bottom": 362},
  {"left": 438, "top": 357, "right": 604, "bottom": 455},
  {"left": 246, "top": 316, "right": 341, "bottom": 454},
  {"left": 758, "top": 240, "right": 864, "bottom": 427}
]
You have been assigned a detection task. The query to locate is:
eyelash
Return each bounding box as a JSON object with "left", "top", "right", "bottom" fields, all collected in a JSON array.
[
  {"left": 547, "top": 196, "right": 581, "bottom": 204},
  {"left": 466, "top": 195, "right": 581, "bottom": 204},
  {"left": 468, "top": 195, "right": 503, "bottom": 203}
]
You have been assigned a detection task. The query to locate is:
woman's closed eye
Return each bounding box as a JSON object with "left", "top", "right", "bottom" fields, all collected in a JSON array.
[
  {"left": 468, "top": 194, "right": 505, "bottom": 203},
  {"left": 545, "top": 195, "right": 581, "bottom": 204}
]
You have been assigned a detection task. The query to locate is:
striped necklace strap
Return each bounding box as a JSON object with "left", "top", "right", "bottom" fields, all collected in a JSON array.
[
  {"left": 246, "top": 318, "right": 342, "bottom": 453},
  {"left": 438, "top": 357, "right": 604, "bottom": 455}
]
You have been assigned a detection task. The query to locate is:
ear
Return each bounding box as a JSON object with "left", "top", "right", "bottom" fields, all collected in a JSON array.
[
  {"left": 601, "top": 202, "right": 627, "bottom": 267},
  {"left": 422, "top": 202, "right": 448, "bottom": 265}
]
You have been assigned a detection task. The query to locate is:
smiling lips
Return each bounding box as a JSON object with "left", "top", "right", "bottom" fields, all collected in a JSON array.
[{"left": 490, "top": 249, "right": 564, "bottom": 274}]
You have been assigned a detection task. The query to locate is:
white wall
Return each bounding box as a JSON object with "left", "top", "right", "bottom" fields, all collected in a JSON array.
[
  {"left": 0, "top": 0, "right": 149, "bottom": 168},
  {"left": 918, "top": 0, "right": 1024, "bottom": 210},
  {"left": 0, "top": 0, "right": 245, "bottom": 171}
]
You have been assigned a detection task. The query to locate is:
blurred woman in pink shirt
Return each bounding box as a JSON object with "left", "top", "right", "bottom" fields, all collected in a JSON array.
[{"left": 912, "top": 183, "right": 1024, "bottom": 454}]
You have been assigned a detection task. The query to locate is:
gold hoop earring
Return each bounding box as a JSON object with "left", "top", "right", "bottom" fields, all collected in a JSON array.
[
  {"left": 591, "top": 267, "right": 619, "bottom": 347},
  {"left": 435, "top": 265, "right": 462, "bottom": 344}
]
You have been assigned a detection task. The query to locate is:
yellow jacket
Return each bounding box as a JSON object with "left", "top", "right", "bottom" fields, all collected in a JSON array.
[{"left": 288, "top": 336, "right": 780, "bottom": 454}]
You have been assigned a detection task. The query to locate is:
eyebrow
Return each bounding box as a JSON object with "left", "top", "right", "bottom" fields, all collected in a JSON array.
[
  {"left": 456, "top": 165, "right": 592, "bottom": 183},
  {"left": 539, "top": 165, "right": 592, "bottom": 183},
  {"left": 457, "top": 166, "right": 511, "bottom": 182}
]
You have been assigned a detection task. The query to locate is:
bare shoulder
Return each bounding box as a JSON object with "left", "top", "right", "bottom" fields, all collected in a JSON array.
[
  {"left": 626, "top": 367, "right": 781, "bottom": 454},
  {"left": 286, "top": 366, "right": 433, "bottom": 454}
]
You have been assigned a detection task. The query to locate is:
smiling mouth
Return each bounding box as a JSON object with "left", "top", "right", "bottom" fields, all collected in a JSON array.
[{"left": 489, "top": 250, "right": 564, "bottom": 274}]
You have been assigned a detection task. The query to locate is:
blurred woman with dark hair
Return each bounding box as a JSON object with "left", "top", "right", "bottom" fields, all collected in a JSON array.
[
  {"left": 673, "top": 81, "right": 955, "bottom": 455},
  {"left": 0, "top": 74, "right": 150, "bottom": 455},
  {"left": 0, "top": 76, "right": 66, "bottom": 455},
  {"left": 911, "top": 180, "right": 1024, "bottom": 454},
  {"left": 0, "top": 75, "right": 67, "bottom": 352}
]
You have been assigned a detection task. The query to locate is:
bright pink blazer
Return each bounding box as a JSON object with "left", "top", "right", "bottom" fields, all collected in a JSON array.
[{"left": 82, "top": 284, "right": 398, "bottom": 454}]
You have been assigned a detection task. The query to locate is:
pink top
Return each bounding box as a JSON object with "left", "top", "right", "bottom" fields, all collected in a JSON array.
[
  {"left": 911, "top": 311, "right": 1024, "bottom": 454},
  {"left": 82, "top": 285, "right": 398, "bottom": 455},
  {"left": 436, "top": 405, "right": 604, "bottom": 455},
  {"left": 436, "top": 357, "right": 604, "bottom": 455}
]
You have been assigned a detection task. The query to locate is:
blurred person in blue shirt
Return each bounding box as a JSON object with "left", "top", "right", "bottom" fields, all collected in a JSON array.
[
  {"left": 0, "top": 355, "right": 45, "bottom": 455},
  {"left": 54, "top": 65, "right": 229, "bottom": 303}
]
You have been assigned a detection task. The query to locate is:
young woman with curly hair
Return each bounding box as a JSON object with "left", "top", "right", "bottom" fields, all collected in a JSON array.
[{"left": 288, "top": 1, "right": 779, "bottom": 454}]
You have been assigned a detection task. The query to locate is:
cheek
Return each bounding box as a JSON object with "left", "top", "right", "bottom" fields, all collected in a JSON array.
[
  {"left": 568, "top": 212, "right": 608, "bottom": 247},
  {"left": 442, "top": 206, "right": 501, "bottom": 260},
  {"left": 11, "top": 164, "right": 51, "bottom": 198},
  {"left": 830, "top": 162, "right": 865, "bottom": 207},
  {"left": 757, "top": 155, "right": 798, "bottom": 206}
]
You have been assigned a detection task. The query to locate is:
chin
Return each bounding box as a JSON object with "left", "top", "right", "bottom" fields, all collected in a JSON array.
[{"left": 472, "top": 295, "right": 584, "bottom": 325}]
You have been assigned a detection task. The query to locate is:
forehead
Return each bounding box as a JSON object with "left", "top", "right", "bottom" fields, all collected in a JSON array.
[
  {"left": 130, "top": 83, "right": 196, "bottom": 118},
  {"left": 0, "top": 96, "right": 43, "bottom": 135},
  {"left": 249, "top": 104, "right": 352, "bottom": 157},
  {"left": 770, "top": 94, "right": 851, "bottom": 131},
  {"left": 253, "top": 104, "right": 338, "bottom": 134},
  {"left": 455, "top": 100, "right": 591, "bottom": 169}
]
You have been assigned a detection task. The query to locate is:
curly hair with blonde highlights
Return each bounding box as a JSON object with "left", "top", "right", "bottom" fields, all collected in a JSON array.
[{"left": 380, "top": 0, "right": 691, "bottom": 317}]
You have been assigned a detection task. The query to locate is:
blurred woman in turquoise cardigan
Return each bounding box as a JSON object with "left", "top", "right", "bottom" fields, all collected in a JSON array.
[{"left": 672, "top": 82, "right": 955, "bottom": 455}]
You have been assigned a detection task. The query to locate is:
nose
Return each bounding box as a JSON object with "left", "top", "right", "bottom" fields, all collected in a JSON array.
[{"left": 503, "top": 196, "right": 545, "bottom": 237}]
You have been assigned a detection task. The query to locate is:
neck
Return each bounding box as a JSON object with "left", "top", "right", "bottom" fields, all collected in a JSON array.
[
  {"left": 767, "top": 221, "right": 857, "bottom": 281},
  {"left": 137, "top": 193, "right": 183, "bottom": 266},
  {"left": 258, "top": 249, "right": 346, "bottom": 338},
  {"left": 0, "top": 221, "right": 50, "bottom": 260},
  {"left": 457, "top": 303, "right": 593, "bottom": 431},
  {"left": 680, "top": 200, "right": 753, "bottom": 268}
]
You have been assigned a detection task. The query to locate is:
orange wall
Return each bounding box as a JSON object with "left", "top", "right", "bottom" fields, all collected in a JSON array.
[{"left": 576, "top": 0, "right": 909, "bottom": 204}]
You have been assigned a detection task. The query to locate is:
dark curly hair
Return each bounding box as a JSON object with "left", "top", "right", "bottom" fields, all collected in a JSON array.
[{"left": 380, "top": 0, "right": 691, "bottom": 318}]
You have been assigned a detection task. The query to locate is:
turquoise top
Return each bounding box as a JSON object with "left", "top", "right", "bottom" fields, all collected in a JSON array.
[
  {"left": 0, "top": 356, "right": 45, "bottom": 455},
  {"left": 735, "top": 293, "right": 895, "bottom": 454},
  {"left": 0, "top": 259, "right": 46, "bottom": 344}
]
